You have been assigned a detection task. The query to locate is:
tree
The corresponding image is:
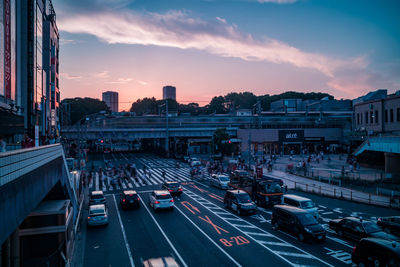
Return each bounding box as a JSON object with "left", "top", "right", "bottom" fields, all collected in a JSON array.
[
  {"left": 61, "top": 97, "right": 110, "bottom": 125},
  {"left": 129, "top": 97, "right": 158, "bottom": 115},
  {"left": 213, "top": 128, "right": 234, "bottom": 156},
  {"left": 206, "top": 96, "right": 227, "bottom": 114}
]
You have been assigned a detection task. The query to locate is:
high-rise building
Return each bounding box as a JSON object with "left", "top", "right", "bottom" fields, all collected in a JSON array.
[
  {"left": 102, "top": 91, "right": 118, "bottom": 112},
  {"left": 163, "top": 85, "right": 176, "bottom": 100},
  {"left": 1, "top": 0, "right": 59, "bottom": 144}
]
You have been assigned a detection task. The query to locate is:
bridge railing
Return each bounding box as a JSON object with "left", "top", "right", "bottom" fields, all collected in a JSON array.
[{"left": 0, "top": 144, "right": 68, "bottom": 187}]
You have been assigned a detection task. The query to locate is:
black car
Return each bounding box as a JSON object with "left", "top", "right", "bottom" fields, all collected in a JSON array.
[
  {"left": 161, "top": 181, "right": 183, "bottom": 196},
  {"left": 120, "top": 190, "right": 140, "bottom": 209},
  {"left": 352, "top": 238, "right": 400, "bottom": 267},
  {"left": 377, "top": 216, "right": 400, "bottom": 237},
  {"left": 223, "top": 190, "right": 257, "bottom": 216},
  {"left": 89, "top": 191, "right": 106, "bottom": 205},
  {"left": 271, "top": 205, "right": 326, "bottom": 242},
  {"left": 329, "top": 217, "right": 399, "bottom": 242}
]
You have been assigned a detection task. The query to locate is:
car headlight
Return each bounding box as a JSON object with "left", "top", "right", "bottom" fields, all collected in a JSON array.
[{"left": 304, "top": 228, "right": 312, "bottom": 233}]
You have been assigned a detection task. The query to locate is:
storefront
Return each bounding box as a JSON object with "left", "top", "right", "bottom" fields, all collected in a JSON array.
[{"left": 278, "top": 129, "right": 304, "bottom": 155}]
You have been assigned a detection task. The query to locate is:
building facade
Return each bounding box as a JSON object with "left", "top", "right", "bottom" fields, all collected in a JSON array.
[
  {"left": 163, "top": 85, "right": 176, "bottom": 100},
  {"left": 0, "top": 0, "right": 59, "bottom": 147},
  {"left": 354, "top": 91, "right": 400, "bottom": 135},
  {"left": 102, "top": 91, "right": 118, "bottom": 112}
]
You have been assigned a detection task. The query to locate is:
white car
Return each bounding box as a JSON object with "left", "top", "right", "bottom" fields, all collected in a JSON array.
[
  {"left": 210, "top": 174, "right": 230, "bottom": 189},
  {"left": 87, "top": 204, "right": 109, "bottom": 227},
  {"left": 190, "top": 160, "right": 201, "bottom": 167},
  {"left": 283, "top": 194, "right": 319, "bottom": 219},
  {"left": 149, "top": 190, "right": 174, "bottom": 211}
]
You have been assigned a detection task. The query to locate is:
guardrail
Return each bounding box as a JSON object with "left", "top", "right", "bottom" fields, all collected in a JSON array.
[
  {"left": 0, "top": 144, "right": 67, "bottom": 186},
  {"left": 266, "top": 170, "right": 399, "bottom": 209}
]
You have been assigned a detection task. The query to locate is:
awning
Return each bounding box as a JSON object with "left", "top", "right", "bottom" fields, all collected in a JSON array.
[{"left": 0, "top": 109, "right": 24, "bottom": 135}]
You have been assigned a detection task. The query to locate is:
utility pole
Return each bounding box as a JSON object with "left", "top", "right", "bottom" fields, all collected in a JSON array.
[{"left": 165, "top": 99, "right": 169, "bottom": 158}]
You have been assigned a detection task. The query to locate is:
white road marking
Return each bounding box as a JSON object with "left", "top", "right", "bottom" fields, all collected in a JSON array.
[
  {"left": 174, "top": 205, "right": 241, "bottom": 267},
  {"left": 318, "top": 205, "right": 327, "bottom": 209},
  {"left": 95, "top": 173, "right": 99, "bottom": 191},
  {"left": 184, "top": 188, "right": 334, "bottom": 267},
  {"left": 333, "top": 208, "right": 343, "bottom": 214},
  {"left": 250, "top": 214, "right": 268, "bottom": 223},
  {"left": 139, "top": 196, "right": 188, "bottom": 267},
  {"left": 275, "top": 251, "right": 314, "bottom": 259},
  {"left": 322, "top": 212, "right": 334, "bottom": 215},
  {"left": 112, "top": 195, "right": 135, "bottom": 267}
]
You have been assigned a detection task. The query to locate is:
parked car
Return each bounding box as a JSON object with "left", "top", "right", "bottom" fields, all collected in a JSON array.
[
  {"left": 89, "top": 191, "right": 106, "bottom": 205},
  {"left": 149, "top": 190, "right": 174, "bottom": 211},
  {"left": 377, "top": 216, "right": 400, "bottom": 237},
  {"left": 210, "top": 174, "right": 230, "bottom": 189},
  {"left": 352, "top": 238, "right": 400, "bottom": 267},
  {"left": 329, "top": 217, "right": 399, "bottom": 242},
  {"left": 87, "top": 204, "right": 109, "bottom": 227},
  {"left": 283, "top": 194, "right": 319, "bottom": 219},
  {"left": 120, "top": 190, "right": 140, "bottom": 209},
  {"left": 271, "top": 205, "right": 326, "bottom": 242},
  {"left": 142, "top": 257, "right": 179, "bottom": 267},
  {"left": 223, "top": 190, "right": 257, "bottom": 216},
  {"left": 161, "top": 181, "right": 183, "bottom": 196}
]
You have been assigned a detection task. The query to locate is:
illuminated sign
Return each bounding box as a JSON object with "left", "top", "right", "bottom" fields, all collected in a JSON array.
[
  {"left": 278, "top": 130, "right": 304, "bottom": 143},
  {"left": 4, "top": 0, "right": 11, "bottom": 99}
]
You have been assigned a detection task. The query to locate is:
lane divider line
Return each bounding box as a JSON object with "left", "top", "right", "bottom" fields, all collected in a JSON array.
[
  {"left": 174, "top": 205, "right": 242, "bottom": 267},
  {"left": 112, "top": 194, "right": 135, "bottom": 267},
  {"left": 183, "top": 188, "right": 334, "bottom": 267},
  {"left": 139, "top": 196, "right": 188, "bottom": 267}
]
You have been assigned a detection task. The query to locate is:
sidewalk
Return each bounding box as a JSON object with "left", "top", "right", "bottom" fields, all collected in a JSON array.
[
  {"left": 264, "top": 168, "right": 399, "bottom": 209},
  {"left": 271, "top": 154, "right": 385, "bottom": 183}
]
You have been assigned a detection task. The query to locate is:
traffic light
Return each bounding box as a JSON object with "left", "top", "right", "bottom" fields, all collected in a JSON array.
[
  {"left": 100, "top": 140, "right": 104, "bottom": 143},
  {"left": 228, "top": 140, "right": 231, "bottom": 144}
]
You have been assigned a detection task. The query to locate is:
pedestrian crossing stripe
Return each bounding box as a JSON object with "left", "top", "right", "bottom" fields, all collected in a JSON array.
[{"left": 89, "top": 167, "right": 195, "bottom": 192}]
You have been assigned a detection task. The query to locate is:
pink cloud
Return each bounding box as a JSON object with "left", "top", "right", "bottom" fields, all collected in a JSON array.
[{"left": 58, "top": 10, "right": 366, "bottom": 78}]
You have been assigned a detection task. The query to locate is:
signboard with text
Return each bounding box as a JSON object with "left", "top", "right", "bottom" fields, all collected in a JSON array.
[{"left": 278, "top": 130, "right": 304, "bottom": 143}]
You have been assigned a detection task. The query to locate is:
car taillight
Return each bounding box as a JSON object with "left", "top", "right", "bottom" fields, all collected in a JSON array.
[
  {"left": 168, "top": 189, "right": 173, "bottom": 192},
  {"left": 178, "top": 188, "right": 183, "bottom": 191},
  {"left": 170, "top": 199, "right": 174, "bottom": 203},
  {"left": 122, "top": 199, "right": 126, "bottom": 203},
  {"left": 88, "top": 216, "right": 91, "bottom": 219},
  {"left": 352, "top": 247, "right": 356, "bottom": 254},
  {"left": 154, "top": 201, "right": 160, "bottom": 204},
  {"left": 137, "top": 197, "right": 140, "bottom": 201}
]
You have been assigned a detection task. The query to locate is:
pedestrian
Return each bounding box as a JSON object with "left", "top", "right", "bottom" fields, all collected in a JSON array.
[{"left": 0, "top": 136, "right": 6, "bottom": 152}]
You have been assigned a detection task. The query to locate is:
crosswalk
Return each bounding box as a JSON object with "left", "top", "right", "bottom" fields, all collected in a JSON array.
[
  {"left": 89, "top": 167, "right": 194, "bottom": 192},
  {"left": 117, "top": 153, "right": 188, "bottom": 169}
]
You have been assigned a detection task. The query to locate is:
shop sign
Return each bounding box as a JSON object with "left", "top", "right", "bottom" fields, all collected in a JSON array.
[{"left": 278, "top": 130, "right": 304, "bottom": 143}]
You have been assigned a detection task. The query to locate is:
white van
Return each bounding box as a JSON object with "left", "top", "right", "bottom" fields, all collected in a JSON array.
[{"left": 283, "top": 194, "right": 319, "bottom": 219}]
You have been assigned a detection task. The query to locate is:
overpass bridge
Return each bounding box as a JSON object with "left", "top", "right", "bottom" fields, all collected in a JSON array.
[
  {"left": 354, "top": 136, "right": 400, "bottom": 182},
  {"left": 0, "top": 144, "right": 78, "bottom": 265}
]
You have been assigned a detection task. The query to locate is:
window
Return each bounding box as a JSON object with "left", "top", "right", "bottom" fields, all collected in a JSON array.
[
  {"left": 365, "top": 112, "right": 368, "bottom": 124},
  {"left": 370, "top": 111, "right": 374, "bottom": 124},
  {"left": 390, "top": 109, "right": 394, "bottom": 122},
  {"left": 357, "top": 113, "right": 360, "bottom": 125},
  {"left": 375, "top": 110, "right": 379, "bottom": 124},
  {"left": 397, "top": 108, "right": 400, "bottom": 122},
  {"left": 385, "top": 109, "right": 388, "bottom": 123}
]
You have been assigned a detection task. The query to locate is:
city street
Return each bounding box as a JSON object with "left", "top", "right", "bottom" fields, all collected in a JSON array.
[{"left": 76, "top": 153, "right": 399, "bottom": 267}]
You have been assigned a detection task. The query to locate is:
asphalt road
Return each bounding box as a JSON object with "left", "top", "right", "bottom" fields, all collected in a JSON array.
[{"left": 78, "top": 152, "right": 399, "bottom": 267}]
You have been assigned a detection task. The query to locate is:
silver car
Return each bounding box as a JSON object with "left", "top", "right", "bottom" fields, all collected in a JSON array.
[
  {"left": 210, "top": 174, "right": 230, "bottom": 189},
  {"left": 87, "top": 204, "right": 109, "bottom": 226},
  {"left": 149, "top": 190, "right": 174, "bottom": 211}
]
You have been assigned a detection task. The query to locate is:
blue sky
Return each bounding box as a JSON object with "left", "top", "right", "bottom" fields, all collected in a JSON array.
[{"left": 54, "top": 0, "right": 400, "bottom": 111}]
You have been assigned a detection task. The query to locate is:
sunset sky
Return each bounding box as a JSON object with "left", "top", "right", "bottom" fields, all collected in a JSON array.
[{"left": 54, "top": 0, "right": 400, "bottom": 111}]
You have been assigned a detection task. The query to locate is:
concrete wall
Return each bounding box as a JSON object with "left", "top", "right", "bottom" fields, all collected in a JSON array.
[{"left": 0, "top": 157, "right": 70, "bottom": 244}]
